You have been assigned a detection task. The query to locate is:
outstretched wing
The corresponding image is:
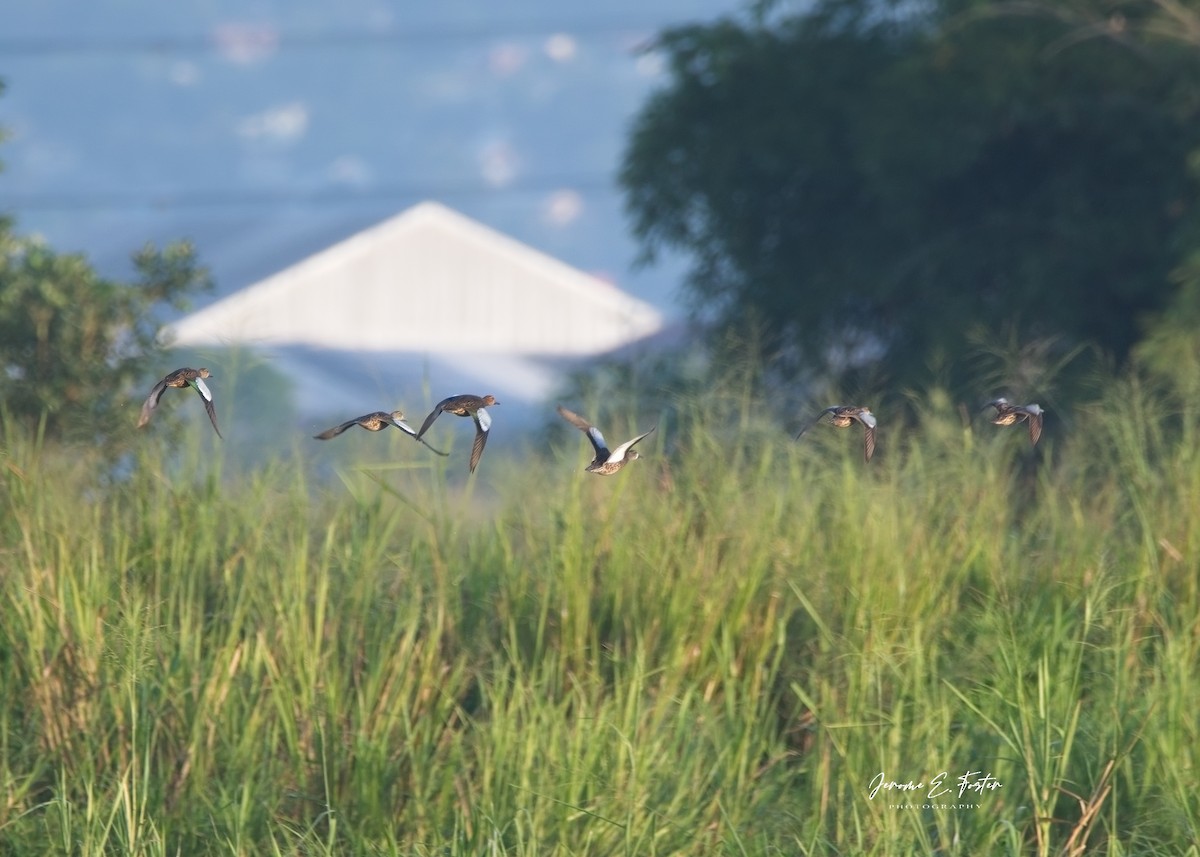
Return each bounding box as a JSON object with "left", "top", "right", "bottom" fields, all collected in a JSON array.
[
  {"left": 390, "top": 415, "right": 450, "bottom": 456},
  {"left": 191, "top": 377, "right": 222, "bottom": 438},
  {"left": 1026, "top": 409, "right": 1043, "bottom": 446},
  {"left": 794, "top": 407, "right": 836, "bottom": 440},
  {"left": 314, "top": 418, "right": 360, "bottom": 440},
  {"left": 468, "top": 408, "right": 492, "bottom": 473},
  {"left": 853, "top": 410, "right": 876, "bottom": 461},
  {"left": 137, "top": 377, "right": 170, "bottom": 427},
  {"left": 557, "top": 405, "right": 610, "bottom": 458},
  {"left": 416, "top": 397, "right": 455, "bottom": 440},
  {"left": 608, "top": 426, "right": 656, "bottom": 463},
  {"left": 390, "top": 414, "right": 419, "bottom": 437},
  {"left": 417, "top": 437, "right": 450, "bottom": 457}
]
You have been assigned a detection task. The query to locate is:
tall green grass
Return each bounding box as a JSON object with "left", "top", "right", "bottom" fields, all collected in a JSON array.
[{"left": 1, "top": 377, "right": 1197, "bottom": 855}]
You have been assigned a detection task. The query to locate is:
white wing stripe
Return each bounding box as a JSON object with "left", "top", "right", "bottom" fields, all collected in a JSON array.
[{"left": 587, "top": 426, "right": 609, "bottom": 454}]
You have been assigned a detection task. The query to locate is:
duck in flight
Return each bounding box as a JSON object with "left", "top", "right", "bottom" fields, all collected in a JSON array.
[
  {"left": 416, "top": 394, "right": 498, "bottom": 473},
  {"left": 313, "top": 410, "right": 448, "bottom": 455},
  {"left": 796, "top": 405, "right": 876, "bottom": 462},
  {"left": 556, "top": 405, "right": 656, "bottom": 476},
  {"left": 985, "top": 398, "right": 1044, "bottom": 446},
  {"left": 138, "top": 367, "right": 221, "bottom": 438}
]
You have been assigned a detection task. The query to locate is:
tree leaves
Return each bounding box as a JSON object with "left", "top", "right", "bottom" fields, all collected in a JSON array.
[
  {"left": 0, "top": 226, "right": 212, "bottom": 449},
  {"left": 621, "top": 0, "right": 1200, "bottom": 400}
]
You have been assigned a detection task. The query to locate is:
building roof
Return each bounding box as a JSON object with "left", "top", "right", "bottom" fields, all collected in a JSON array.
[{"left": 165, "top": 200, "right": 664, "bottom": 357}]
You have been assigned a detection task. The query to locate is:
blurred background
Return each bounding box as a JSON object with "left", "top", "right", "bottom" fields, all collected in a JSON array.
[
  {"left": 5, "top": 0, "right": 1200, "bottom": 471},
  {"left": 2, "top": 0, "right": 721, "bottom": 307},
  {"left": 1, "top": 0, "right": 727, "bottom": 465}
]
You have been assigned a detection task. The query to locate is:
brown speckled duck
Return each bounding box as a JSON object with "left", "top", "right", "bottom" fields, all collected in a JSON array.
[
  {"left": 985, "top": 398, "right": 1044, "bottom": 446},
  {"left": 557, "top": 405, "right": 655, "bottom": 476},
  {"left": 416, "top": 394, "right": 498, "bottom": 473},
  {"left": 796, "top": 405, "right": 876, "bottom": 462},
  {"left": 313, "top": 410, "right": 448, "bottom": 455},
  {"left": 138, "top": 367, "right": 221, "bottom": 438}
]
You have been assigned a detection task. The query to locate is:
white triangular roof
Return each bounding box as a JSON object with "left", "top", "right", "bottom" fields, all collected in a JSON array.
[{"left": 166, "top": 201, "right": 663, "bottom": 356}]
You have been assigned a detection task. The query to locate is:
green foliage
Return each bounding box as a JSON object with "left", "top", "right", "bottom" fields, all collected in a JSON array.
[
  {"left": 1, "top": 369, "right": 1199, "bottom": 855},
  {"left": 621, "top": 0, "right": 1200, "bottom": 399},
  {"left": 0, "top": 228, "right": 212, "bottom": 447}
]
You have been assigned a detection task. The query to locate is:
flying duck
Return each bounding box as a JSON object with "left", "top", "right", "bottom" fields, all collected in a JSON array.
[
  {"left": 313, "top": 410, "right": 448, "bottom": 455},
  {"left": 985, "top": 398, "right": 1044, "bottom": 446},
  {"left": 796, "top": 405, "right": 876, "bottom": 462},
  {"left": 556, "top": 405, "right": 656, "bottom": 476},
  {"left": 416, "top": 394, "right": 498, "bottom": 473},
  {"left": 138, "top": 367, "right": 221, "bottom": 438}
]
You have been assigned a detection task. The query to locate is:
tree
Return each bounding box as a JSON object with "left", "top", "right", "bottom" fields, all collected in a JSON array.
[
  {"left": 1127, "top": 0, "right": 1200, "bottom": 396},
  {"left": 0, "top": 227, "right": 212, "bottom": 447},
  {"left": 621, "top": 0, "right": 1200, "bottom": 400},
  {"left": 0, "top": 81, "right": 212, "bottom": 451}
]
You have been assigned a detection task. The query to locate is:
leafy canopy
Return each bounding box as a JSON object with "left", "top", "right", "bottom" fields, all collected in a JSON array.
[
  {"left": 0, "top": 227, "right": 212, "bottom": 447},
  {"left": 621, "top": 0, "right": 1200, "bottom": 399}
]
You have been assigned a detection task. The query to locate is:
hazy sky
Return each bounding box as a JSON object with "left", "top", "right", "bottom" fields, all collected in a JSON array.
[{"left": 1, "top": 1, "right": 741, "bottom": 316}]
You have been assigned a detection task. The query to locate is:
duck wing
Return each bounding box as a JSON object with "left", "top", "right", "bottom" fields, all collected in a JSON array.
[
  {"left": 795, "top": 407, "right": 837, "bottom": 440},
  {"left": 468, "top": 407, "right": 492, "bottom": 473},
  {"left": 388, "top": 414, "right": 418, "bottom": 437},
  {"left": 137, "top": 376, "right": 171, "bottom": 427},
  {"left": 417, "top": 437, "right": 450, "bottom": 456},
  {"left": 851, "top": 410, "right": 876, "bottom": 461},
  {"left": 389, "top": 415, "right": 450, "bottom": 456},
  {"left": 313, "top": 417, "right": 361, "bottom": 440},
  {"left": 557, "top": 405, "right": 611, "bottom": 458},
  {"left": 416, "top": 397, "right": 456, "bottom": 440},
  {"left": 608, "top": 426, "right": 656, "bottom": 463},
  {"left": 1026, "top": 409, "right": 1043, "bottom": 446},
  {"left": 191, "top": 377, "right": 222, "bottom": 438}
]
